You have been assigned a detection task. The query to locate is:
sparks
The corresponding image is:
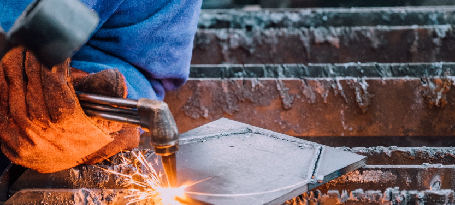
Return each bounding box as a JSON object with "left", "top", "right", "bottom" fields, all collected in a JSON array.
[
  {"left": 99, "top": 151, "right": 310, "bottom": 205},
  {"left": 99, "top": 151, "right": 187, "bottom": 205}
]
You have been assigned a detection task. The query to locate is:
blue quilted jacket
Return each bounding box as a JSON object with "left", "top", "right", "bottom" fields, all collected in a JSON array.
[{"left": 0, "top": 0, "right": 202, "bottom": 100}]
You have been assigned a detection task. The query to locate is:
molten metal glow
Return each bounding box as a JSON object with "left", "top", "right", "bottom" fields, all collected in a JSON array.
[
  {"left": 101, "top": 151, "right": 186, "bottom": 205},
  {"left": 156, "top": 186, "right": 186, "bottom": 205}
]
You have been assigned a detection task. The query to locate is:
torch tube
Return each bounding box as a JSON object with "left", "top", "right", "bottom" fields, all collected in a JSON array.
[
  {"left": 80, "top": 102, "right": 139, "bottom": 116},
  {"left": 82, "top": 109, "right": 141, "bottom": 125},
  {"left": 77, "top": 92, "right": 138, "bottom": 108}
]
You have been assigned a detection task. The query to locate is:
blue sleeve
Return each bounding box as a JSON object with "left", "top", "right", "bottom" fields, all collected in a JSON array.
[{"left": 71, "top": 0, "right": 202, "bottom": 100}]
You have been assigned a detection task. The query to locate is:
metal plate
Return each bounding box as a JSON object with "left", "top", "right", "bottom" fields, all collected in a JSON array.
[{"left": 176, "top": 118, "right": 365, "bottom": 204}]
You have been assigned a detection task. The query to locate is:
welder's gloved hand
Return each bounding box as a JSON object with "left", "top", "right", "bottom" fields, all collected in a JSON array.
[
  {"left": 71, "top": 68, "right": 140, "bottom": 164},
  {"left": 0, "top": 47, "right": 138, "bottom": 173}
]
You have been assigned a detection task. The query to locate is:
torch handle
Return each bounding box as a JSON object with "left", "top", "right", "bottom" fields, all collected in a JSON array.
[{"left": 77, "top": 92, "right": 142, "bottom": 127}]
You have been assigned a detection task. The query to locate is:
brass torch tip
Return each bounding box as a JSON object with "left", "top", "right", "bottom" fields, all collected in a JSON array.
[
  {"left": 154, "top": 144, "right": 179, "bottom": 156},
  {"left": 161, "top": 152, "right": 177, "bottom": 187}
]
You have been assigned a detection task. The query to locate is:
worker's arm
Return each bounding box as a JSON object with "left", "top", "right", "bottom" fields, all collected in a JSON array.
[
  {"left": 0, "top": 0, "right": 202, "bottom": 173},
  {"left": 71, "top": 0, "right": 203, "bottom": 100}
]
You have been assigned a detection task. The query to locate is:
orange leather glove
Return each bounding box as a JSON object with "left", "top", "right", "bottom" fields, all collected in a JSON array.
[{"left": 0, "top": 47, "right": 139, "bottom": 173}]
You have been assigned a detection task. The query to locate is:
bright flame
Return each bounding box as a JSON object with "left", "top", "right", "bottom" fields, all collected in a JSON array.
[
  {"left": 156, "top": 186, "right": 187, "bottom": 205},
  {"left": 99, "top": 151, "right": 187, "bottom": 205}
]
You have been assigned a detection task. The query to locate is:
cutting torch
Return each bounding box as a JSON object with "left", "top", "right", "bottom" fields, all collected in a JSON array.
[{"left": 76, "top": 92, "right": 179, "bottom": 187}]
